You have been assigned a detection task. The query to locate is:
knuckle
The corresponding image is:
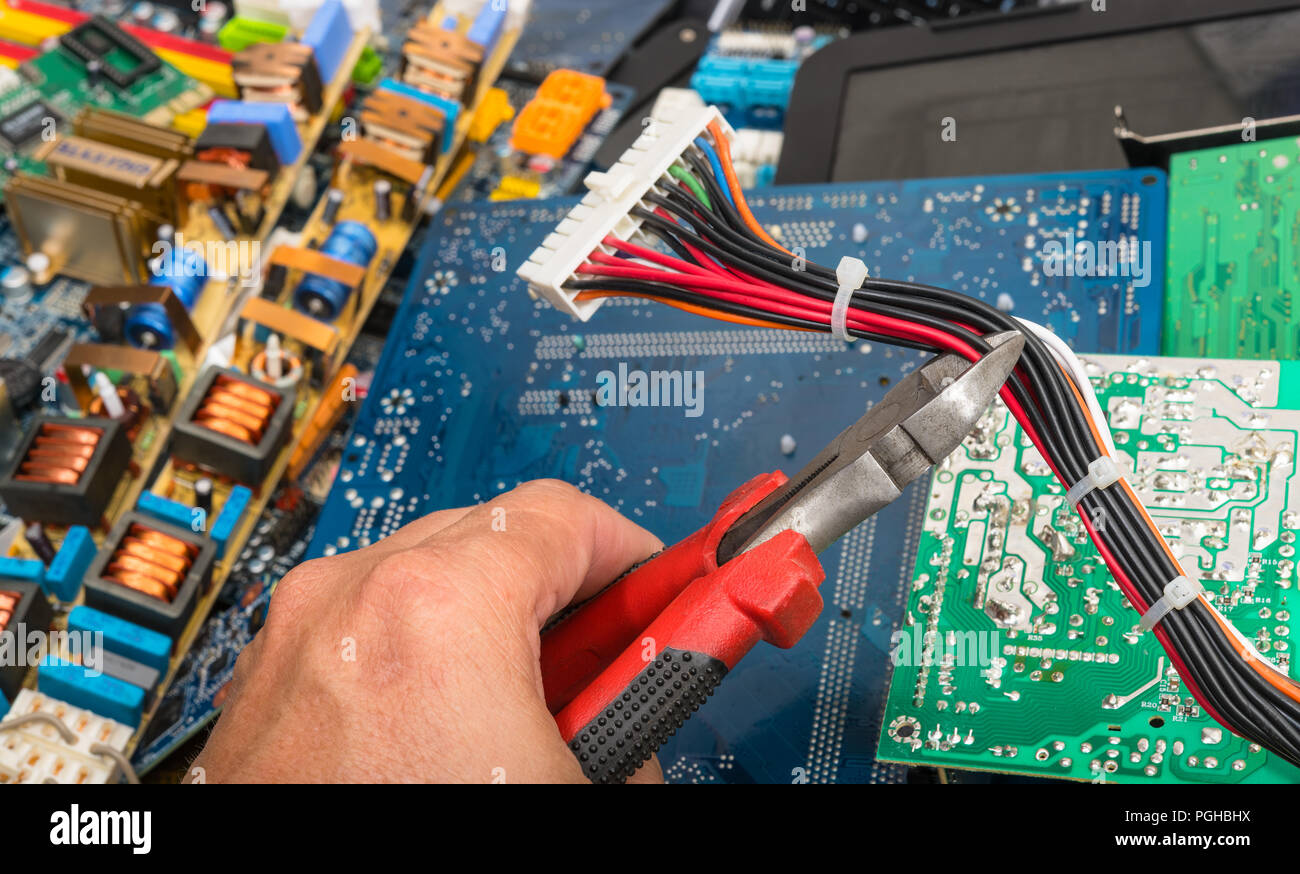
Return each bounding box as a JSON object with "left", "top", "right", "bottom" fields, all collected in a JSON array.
[{"left": 356, "top": 548, "right": 466, "bottom": 617}]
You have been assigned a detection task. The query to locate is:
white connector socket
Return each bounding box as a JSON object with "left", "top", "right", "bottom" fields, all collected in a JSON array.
[
  {"left": 0, "top": 689, "right": 133, "bottom": 784},
  {"left": 517, "top": 104, "right": 735, "bottom": 321}
]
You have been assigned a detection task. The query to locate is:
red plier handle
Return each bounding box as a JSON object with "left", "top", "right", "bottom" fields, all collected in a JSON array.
[{"left": 540, "top": 472, "right": 826, "bottom": 783}]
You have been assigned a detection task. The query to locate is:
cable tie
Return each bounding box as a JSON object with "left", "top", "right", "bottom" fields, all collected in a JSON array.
[
  {"left": 1066, "top": 456, "right": 1121, "bottom": 507},
  {"left": 832, "top": 256, "right": 868, "bottom": 343},
  {"left": 1138, "top": 575, "right": 1203, "bottom": 633}
]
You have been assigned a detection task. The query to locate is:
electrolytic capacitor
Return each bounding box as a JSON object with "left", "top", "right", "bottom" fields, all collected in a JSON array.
[
  {"left": 194, "top": 477, "right": 213, "bottom": 516},
  {"left": 322, "top": 188, "right": 344, "bottom": 225},
  {"left": 373, "top": 180, "right": 392, "bottom": 222},
  {"left": 25, "top": 522, "right": 56, "bottom": 565}
]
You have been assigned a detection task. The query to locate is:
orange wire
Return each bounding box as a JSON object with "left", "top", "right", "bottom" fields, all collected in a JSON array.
[
  {"left": 707, "top": 121, "right": 791, "bottom": 255},
  {"left": 1059, "top": 362, "right": 1300, "bottom": 701},
  {"left": 573, "top": 289, "right": 816, "bottom": 332}
]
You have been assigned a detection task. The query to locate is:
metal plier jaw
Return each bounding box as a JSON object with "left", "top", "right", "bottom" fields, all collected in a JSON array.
[
  {"left": 717, "top": 330, "right": 1025, "bottom": 563},
  {"left": 540, "top": 331, "right": 1024, "bottom": 782}
]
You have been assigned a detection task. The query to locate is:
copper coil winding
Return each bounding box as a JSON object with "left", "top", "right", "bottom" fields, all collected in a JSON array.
[
  {"left": 0, "top": 590, "right": 18, "bottom": 630},
  {"left": 102, "top": 524, "right": 197, "bottom": 603},
  {"left": 14, "top": 423, "right": 103, "bottom": 485},
  {"left": 193, "top": 375, "right": 280, "bottom": 446}
]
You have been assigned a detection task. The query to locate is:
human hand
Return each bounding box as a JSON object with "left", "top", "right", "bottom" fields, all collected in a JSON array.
[{"left": 191, "top": 479, "right": 664, "bottom": 783}]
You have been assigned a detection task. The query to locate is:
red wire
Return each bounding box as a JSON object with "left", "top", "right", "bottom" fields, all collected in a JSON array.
[{"left": 1078, "top": 511, "right": 1234, "bottom": 733}]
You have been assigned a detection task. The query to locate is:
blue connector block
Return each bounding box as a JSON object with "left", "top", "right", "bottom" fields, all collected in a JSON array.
[
  {"left": 302, "top": 0, "right": 353, "bottom": 84},
  {"left": 377, "top": 78, "right": 459, "bottom": 152},
  {"left": 44, "top": 526, "right": 96, "bottom": 602},
  {"left": 138, "top": 491, "right": 196, "bottom": 531},
  {"left": 207, "top": 100, "right": 302, "bottom": 165},
  {"left": 67, "top": 606, "right": 172, "bottom": 674},
  {"left": 690, "top": 55, "right": 798, "bottom": 127},
  {"left": 38, "top": 659, "right": 144, "bottom": 727},
  {"left": 467, "top": 0, "right": 507, "bottom": 54},
  {"left": 210, "top": 485, "right": 252, "bottom": 557},
  {"left": 0, "top": 556, "right": 43, "bottom": 586}
]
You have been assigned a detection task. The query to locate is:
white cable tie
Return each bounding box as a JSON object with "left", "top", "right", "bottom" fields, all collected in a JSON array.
[
  {"left": 1138, "top": 575, "right": 1203, "bottom": 633},
  {"left": 832, "top": 256, "right": 868, "bottom": 343},
  {"left": 1066, "top": 456, "right": 1121, "bottom": 507}
]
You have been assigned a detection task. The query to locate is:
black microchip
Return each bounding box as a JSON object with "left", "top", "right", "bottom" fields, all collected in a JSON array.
[{"left": 0, "top": 100, "right": 56, "bottom": 150}]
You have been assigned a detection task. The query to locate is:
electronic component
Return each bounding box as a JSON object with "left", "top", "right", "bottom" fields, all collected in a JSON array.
[
  {"left": 292, "top": 220, "right": 377, "bottom": 321},
  {"left": 509, "top": 69, "right": 610, "bottom": 160},
  {"left": 138, "top": 491, "right": 198, "bottom": 530},
  {"left": 206, "top": 99, "right": 302, "bottom": 165},
  {"left": 125, "top": 248, "right": 207, "bottom": 350},
  {"left": 0, "top": 416, "right": 131, "bottom": 527},
  {"left": 518, "top": 103, "right": 733, "bottom": 319},
  {"left": 0, "top": 689, "right": 133, "bottom": 784},
  {"left": 83, "top": 512, "right": 216, "bottom": 639},
  {"left": 37, "top": 659, "right": 145, "bottom": 727},
  {"left": 59, "top": 16, "right": 162, "bottom": 91},
  {"left": 195, "top": 121, "right": 281, "bottom": 175},
  {"left": 0, "top": 99, "right": 57, "bottom": 151},
  {"left": 359, "top": 85, "right": 448, "bottom": 163},
  {"left": 68, "top": 605, "right": 173, "bottom": 674},
  {"left": 44, "top": 526, "right": 96, "bottom": 602},
  {"left": 300, "top": 0, "right": 353, "bottom": 84},
  {"left": 171, "top": 367, "right": 295, "bottom": 484},
  {"left": 4, "top": 172, "right": 155, "bottom": 286},
  {"left": 0, "top": 582, "right": 53, "bottom": 702},
  {"left": 209, "top": 484, "right": 252, "bottom": 557},
  {"left": 232, "top": 40, "right": 324, "bottom": 120},
  {"left": 400, "top": 18, "right": 483, "bottom": 103}
]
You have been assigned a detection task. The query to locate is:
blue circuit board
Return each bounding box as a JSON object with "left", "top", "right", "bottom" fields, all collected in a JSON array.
[
  {"left": 306, "top": 169, "right": 1167, "bottom": 783},
  {"left": 506, "top": 0, "right": 676, "bottom": 78}
]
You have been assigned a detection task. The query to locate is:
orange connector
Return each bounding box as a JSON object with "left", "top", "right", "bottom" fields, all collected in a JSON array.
[{"left": 509, "top": 69, "right": 611, "bottom": 159}]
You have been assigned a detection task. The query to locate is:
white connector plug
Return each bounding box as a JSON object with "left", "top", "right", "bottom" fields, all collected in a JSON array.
[
  {"left": 517, "top": 104, "right": 735, "bottom": 320},
  {"left": 0, "top": 690, "right": 133, "bottom": 784}
]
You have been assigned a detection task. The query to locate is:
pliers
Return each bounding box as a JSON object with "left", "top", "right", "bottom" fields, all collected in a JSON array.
[{"left": 540, "top": 331, "right": 1025, "bottom": 782}]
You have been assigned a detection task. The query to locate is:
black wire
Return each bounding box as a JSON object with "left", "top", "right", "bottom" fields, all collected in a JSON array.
[{"left": 639, "top": 157, "right": 1300, "bottom": 759}]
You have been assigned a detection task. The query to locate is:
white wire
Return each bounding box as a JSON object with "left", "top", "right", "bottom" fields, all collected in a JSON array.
[{"left": 1014, "top": 317, "right": 1118, "bottom": 457}]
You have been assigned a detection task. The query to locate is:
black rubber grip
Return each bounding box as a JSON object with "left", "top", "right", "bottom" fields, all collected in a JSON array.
[{"left": 567, "top": 648, "right": 728, "bottom": 784}]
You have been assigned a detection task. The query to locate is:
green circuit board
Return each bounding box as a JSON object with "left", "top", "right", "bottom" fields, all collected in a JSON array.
[
  {"left": 0, "top": 22, "right": 206, "bottom": 193},
  {"left": 878, "top": 354, "right": 1300, "bottom": 783},
  {"left": 1163, "top": 135, "right": 1300, "bottom": 360}
]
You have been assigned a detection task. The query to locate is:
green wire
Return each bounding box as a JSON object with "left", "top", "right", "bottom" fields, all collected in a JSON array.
[{"left": 668, "top": 164, "right": 711, "bottom": 209}]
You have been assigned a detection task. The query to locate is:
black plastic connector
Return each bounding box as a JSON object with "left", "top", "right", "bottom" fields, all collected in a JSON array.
[
  {"left": 0, "top": 416, "right": 130, "bottom": 526},
  {"left": 82, "top": 513, "right": 216, "bottom": 639},
  {"left": 171, "top": 367, "right": 296, "bottom": 485}
]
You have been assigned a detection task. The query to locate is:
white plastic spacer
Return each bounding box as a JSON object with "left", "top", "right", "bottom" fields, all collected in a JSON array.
[
  {"left": 1138, "top": 575, "right": 1203, "bottom": 633},
  {"left": 832, "top": 256, "right": 868, "bottom": 343},
  {"left": 1066, "top": 456, "right": 1121, "bottom": 507}
]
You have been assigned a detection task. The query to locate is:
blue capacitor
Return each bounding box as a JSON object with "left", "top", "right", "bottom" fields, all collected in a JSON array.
[
  {"left": 293, "top": 221, "right": 377, "bottom": 321},
  {"left": 125, "top": 246, "right": 207, "bottom": 349}
]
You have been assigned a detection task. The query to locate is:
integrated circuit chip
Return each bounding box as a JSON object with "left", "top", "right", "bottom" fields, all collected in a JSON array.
[{"left": 0, "top": 100, "right": 56, "bottom": 150}]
